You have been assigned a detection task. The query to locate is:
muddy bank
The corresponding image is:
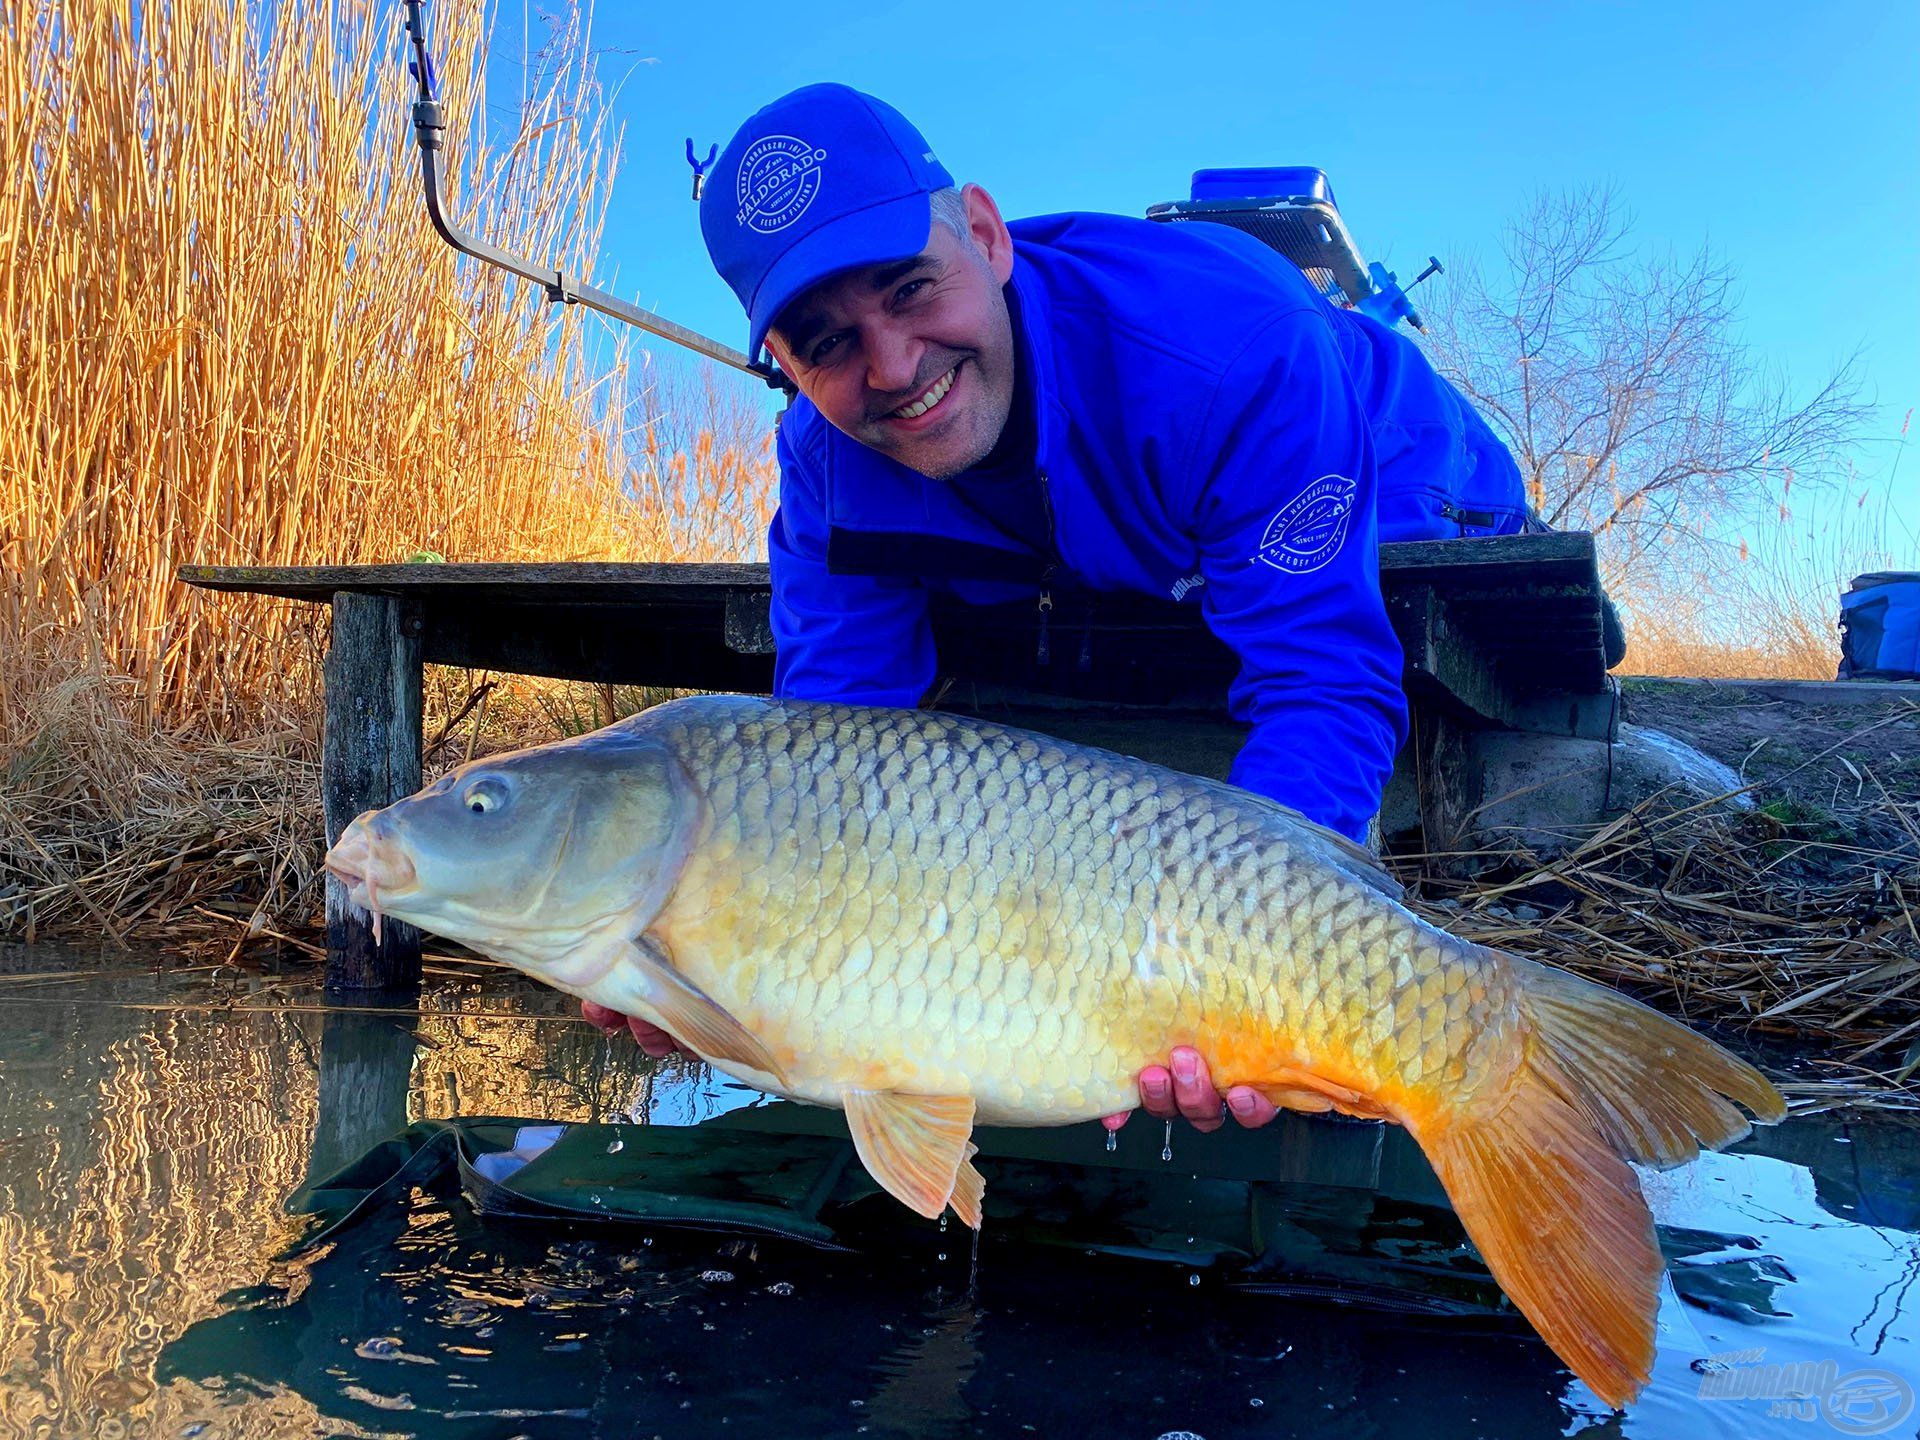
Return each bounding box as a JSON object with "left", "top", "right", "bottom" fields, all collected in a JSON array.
[{"left": 1620, "top": 677, "right": 1920, "bottom": 860}]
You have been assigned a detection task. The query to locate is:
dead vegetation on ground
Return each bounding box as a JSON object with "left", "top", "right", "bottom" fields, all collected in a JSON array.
[{"left": 1409, "top": 698, "right": 1920, "bottom": 1109}]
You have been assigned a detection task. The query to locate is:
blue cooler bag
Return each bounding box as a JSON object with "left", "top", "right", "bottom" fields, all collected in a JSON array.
[{"left": 1839, "top": 572, "right": 1920, "bottom": 680}]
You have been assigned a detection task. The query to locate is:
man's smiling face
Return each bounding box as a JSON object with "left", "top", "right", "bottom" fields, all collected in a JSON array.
[{"left": 767, "top": 185, "right": 1017, "bottom": 480}]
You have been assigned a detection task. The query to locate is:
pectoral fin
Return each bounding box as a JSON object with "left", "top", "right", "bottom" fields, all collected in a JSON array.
[
  {"left": 628, "top": 936, "right": 785, "bottom": 1086},
  {"left": 844, "top": 1090, "right": 981, "bottom": 1227}
]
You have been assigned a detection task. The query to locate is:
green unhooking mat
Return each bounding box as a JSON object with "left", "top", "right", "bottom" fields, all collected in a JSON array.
[
  {"left": 152, "top": 1106, "right": 1799, "bottom": 1437},
  {"left": 276, "top": 1104, "right": 1786, "bottom": 1323}
]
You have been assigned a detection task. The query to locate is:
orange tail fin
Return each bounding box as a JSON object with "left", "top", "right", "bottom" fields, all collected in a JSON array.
[{"left": 1415, "top": 959, "right": 1785, "bottom": 1409}]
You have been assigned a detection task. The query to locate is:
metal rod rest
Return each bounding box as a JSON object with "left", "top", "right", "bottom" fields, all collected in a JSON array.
[{"left": 400, "top": 1, "right": 791, "bottom": 393}]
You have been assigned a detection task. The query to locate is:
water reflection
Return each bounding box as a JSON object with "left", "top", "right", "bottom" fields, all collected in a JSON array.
[
  {"left": 0, "top": 945, "right": 1915, "bottom": 1439},
  {"left": 0, "top": 946, "right": 647, "bottom": 1439},
  {"left": 308, "top": 1005, "right": 419, "bottom": 1185}
]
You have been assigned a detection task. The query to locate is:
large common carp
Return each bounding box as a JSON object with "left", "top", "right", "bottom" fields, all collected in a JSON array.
[{"left": 325, "top": 695, "right": 1782, "bottom": 1407}]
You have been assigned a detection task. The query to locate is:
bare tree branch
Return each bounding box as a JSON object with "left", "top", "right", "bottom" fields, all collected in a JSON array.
[{"left": 1421, "top": 189, "right": 1871, "bottom": 583}]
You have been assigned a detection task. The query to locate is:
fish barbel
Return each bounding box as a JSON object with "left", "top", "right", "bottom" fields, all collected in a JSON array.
[{"left": 325, "top": 694, "right": 1782, "bottom": 1406}]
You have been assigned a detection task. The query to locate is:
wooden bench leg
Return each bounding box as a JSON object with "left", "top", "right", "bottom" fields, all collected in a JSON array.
[
  {"left": 1414, "top": 702, "right": 1485, "bottom": 879},
  {"left": 322, "top": 591, "right": 424, "bottom": 993}
]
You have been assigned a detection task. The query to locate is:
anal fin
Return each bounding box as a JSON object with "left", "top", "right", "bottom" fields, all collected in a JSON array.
[
  {"left": 950, "top": 1144, "right": 985, "bottom": 1229},
  {"left": 627, "top": 936, "right": 785, "bottom": 1085},
  {"left": 845, "top": 1091, "right": 980, "bottom": 1227}
]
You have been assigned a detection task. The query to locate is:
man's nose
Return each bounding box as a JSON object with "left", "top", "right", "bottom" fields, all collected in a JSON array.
[{"left": 863, "top": 325, "right": 923, "bottom": 397}]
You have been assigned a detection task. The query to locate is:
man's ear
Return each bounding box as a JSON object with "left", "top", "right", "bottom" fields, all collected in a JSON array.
[{"left": 961, "top": 183, "right": 1015, "bottom": 284}]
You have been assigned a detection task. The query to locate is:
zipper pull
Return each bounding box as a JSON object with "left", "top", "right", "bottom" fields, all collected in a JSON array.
[{"left": 1036, "top": 589, "right": 1053, "bottom": 666}]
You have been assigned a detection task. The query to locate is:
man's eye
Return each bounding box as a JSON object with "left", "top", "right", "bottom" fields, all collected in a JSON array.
[
  {"left": 894, "top": 278, "right": 929, "bottom": 304},
  {"left": 809, "top": 334, "right": 845, "bottom": 365}
]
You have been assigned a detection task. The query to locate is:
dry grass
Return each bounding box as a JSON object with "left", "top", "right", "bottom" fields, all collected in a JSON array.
[
  {"left": 1412, "top": 703, "right": 1920, "bottom": 1105},
  {"left": 1612, "top": 464, "right": 1911, "bottom": 680},
  {"left": 0, "top": 0, "right": 773, "bottom": 735},
  {"left": 0, "top": 0, "right": 774, "bottom": 938}
]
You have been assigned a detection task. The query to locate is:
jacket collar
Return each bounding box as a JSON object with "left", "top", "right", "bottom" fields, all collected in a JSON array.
[{"left": 1005, "top": 252, "right": 1069, "bottom": 473}]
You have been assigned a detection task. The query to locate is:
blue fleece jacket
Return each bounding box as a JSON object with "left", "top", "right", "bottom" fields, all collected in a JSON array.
[{"left": 767, "top": 211, "right": 1525, "bottom": 842}]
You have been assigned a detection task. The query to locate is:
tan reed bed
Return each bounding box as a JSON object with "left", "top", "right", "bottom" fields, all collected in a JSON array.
[
  {"left": 0, "top": 0, "right": 775, "bottom": 939},
  {"left": 0, "top": 0, "right": 772, "bottom": 734},
  {"left": 1407, "top": 710, "right": 1920, "bottom": 1108}
]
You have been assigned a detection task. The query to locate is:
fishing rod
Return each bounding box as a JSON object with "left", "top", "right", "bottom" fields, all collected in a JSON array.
[{"left": 400, "top": 0, "right": 792, "bottom": 393}]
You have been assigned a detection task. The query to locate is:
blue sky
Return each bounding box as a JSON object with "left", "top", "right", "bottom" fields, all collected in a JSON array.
[{"left": 481, "top": 0, "right": 1917, "bottom": 556}]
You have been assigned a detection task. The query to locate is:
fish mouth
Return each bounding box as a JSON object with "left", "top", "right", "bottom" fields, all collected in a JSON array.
[{"left": 324, "top": 824, "right": 418, "bottom": 945}]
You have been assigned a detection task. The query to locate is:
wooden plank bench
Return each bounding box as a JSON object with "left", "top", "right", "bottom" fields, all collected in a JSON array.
[{"left": 180, "top": 531, "right": 1617, "bottom": 991}]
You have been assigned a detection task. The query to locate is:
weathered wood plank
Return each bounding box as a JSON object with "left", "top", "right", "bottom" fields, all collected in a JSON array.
[
  {"left": 176, "top": 537, "right": 1610, "bottom": 705},
  {"left": 1412, "top": 704, "right": 1483, "bottom": 872},
  {"left": 174, "top": 533, "right": 1598, "bottom": 604},
  {"left": 178, "top": 560, "right": 772, "bottom": 604},
  {"left": 322, "top": 592, "right": 424, "bottom": 992}
]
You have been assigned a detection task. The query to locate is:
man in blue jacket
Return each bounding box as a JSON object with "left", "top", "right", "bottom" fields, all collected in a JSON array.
[{"left": 588, "top": 83, "right": 1529, "bottom": 1136}]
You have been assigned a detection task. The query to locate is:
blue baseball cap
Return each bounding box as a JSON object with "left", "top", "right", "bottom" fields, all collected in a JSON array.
[{"left": 701, "top": 84, "right": 955, "bottom": 360}]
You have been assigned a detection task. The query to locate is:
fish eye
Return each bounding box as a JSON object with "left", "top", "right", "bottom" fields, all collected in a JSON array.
[{"left": 462, "top": 778, "right": 508, "bottom": 815}]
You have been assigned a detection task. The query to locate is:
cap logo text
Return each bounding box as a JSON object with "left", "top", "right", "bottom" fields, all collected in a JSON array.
[{"left": 736, "top": 135, "right": 828, "bottom": 234}]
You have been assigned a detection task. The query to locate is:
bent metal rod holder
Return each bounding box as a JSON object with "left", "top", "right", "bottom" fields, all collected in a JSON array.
[{"left": 401, "top": 1, "right": 792, "bottom": 393}]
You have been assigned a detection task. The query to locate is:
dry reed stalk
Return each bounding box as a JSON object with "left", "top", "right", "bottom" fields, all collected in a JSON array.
[
  {"left": 1409, "top": 761, "right": 1920, "bottom": 1101},
  {"left": 0, "top": 0, "right": 777, "bottom": 939},
  {"left": 1, "top": 0, "right": 777, "bottom": 731},
  {"left": 1610, "top": 473, "right": 1908, "bottom": 680}
]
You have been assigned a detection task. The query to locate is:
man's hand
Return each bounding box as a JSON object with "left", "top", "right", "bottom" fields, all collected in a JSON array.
[
  {"left": 1100, "top": 1046, "right": 1278, "bottom": 1135},
  {"left": 581, "top": 1001, "right": 691, "bottom": 1060}
]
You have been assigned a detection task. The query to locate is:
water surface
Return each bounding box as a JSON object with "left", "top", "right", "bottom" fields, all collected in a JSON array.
[{"left": 0, "top": 944, "right": 1914, "bottom": 1438}]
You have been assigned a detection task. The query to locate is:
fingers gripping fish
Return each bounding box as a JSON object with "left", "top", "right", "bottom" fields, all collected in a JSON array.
[{"left": 325, "top": 695, "right": 1783, "bottom": 1408}]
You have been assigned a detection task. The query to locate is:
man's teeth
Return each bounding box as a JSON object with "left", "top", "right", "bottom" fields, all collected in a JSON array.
[{"left": 893, "top": 367, "right": 957, "bottom": 419}]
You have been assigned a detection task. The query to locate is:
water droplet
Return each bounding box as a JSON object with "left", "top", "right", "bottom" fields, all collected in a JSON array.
[
  {"left": 1188, "top": 1273, "right": 1200, "bottom": 1287},
  {"left": 606, "top": 1139, "right": 624, "bottom": 1154},
  {"left": 937, "top": 1253, "right": 948, "bottom": 1262},
  {"left": 939, "top": 1213, "right": 949, "bottom": 1232},
  {"left": 1249, "top": 1398, "right": 1264, "bottom": 1409},
  {"left": 699, "top": 1269, "right": 735, "bottom": 1284},
  {"left": 1105, "top": 1129, "right": 1118, "bottom": 1153},
  {"left": 1161, "top": 1120, "right": 1174, "bottom": 1163},
  {"left": 767, "top": 1281, "right": 795, "bottom": 1297},
  {"left": 354, "top": 1336, "right": 404, "bottom": 1360}
]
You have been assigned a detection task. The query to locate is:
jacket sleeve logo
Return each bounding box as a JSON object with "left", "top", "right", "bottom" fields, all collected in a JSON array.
[
  {"left": 736, "top": 136, "right": 828, "bottom": 233},
  {"left": 1252, "top": 474, "right": 1357, "bottom": 574}
]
